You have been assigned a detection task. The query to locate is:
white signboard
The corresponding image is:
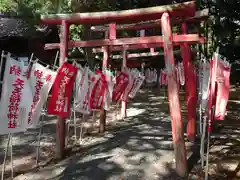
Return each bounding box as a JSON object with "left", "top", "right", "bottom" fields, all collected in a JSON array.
[
  {"left": 27, "top": 63, "right": 56, "bottom": 128},
  {"left": 0, "top": 54, "right": 33, "bottom": 134}
]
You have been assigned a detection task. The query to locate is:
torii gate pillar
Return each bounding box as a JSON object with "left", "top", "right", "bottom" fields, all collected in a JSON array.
[
  {"left": 56, "top": 20, "right": 69, "bottom": 159},
  {"left": 181, "top": 23, "right": 197, "bottom": 141},
  {"left": 99, "top": 23, "right": 116, "bottom": 132},
  {"left": 161, "top": 13, "right": 188, "bottom": 177}
]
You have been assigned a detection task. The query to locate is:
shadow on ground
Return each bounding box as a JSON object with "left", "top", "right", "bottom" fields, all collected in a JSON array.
[
  {"left": 1, "top": 88, "right": 240, "bottom": 180},
  {"left": 54, "top": 89, "right": 195, "bottom": 180}
]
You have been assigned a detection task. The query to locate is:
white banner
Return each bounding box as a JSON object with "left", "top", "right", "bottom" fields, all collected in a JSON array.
[
  {"left": 0, "top": 54, "right": 33, "bottom": 134},
  {"left": 178, "top": 62, "right": 185, "bottom": 86},
  {"left": 27, "top": 63, "right": 56, "bottom": 128},
  {"left": 103, "top": 69, "right": 115, "bottom": 111},
  {"left": 201, "top": 60, "right": 210, "bottom": 110},
  {"left": 145, "top": 68, "right": 157, "bottom": 83},
  {"left": 122, "top": 69, "right": 144, "bottom": 101},
  {"left": 74, "top": 65, "right": 83, "bottom": 102},
  {"left": 129, "top": 71, "right": 145, "bottom": 98},
  {"left": 122, "top": 68, "right": 134, "bottom": 101},
  {"left": 75, "top": 67, "right": 100, "bottom": 114},
  {"left": 159, "top": 69, "right": 168, "bottom": 86}
]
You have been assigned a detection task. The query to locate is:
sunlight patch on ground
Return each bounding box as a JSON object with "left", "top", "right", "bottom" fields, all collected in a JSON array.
[
  {"left": 148, "top": 96, "right": 165, "bottom": 100},
  {"left": 132, "top": 102, "right": 143, "bottom": 106},
  {"left": 152, "top": 116, "right": 169, "bottom": 122},
  {"left": 141, "top": 136, "right": 164, "bottom": 140},
  {"left": 228, "top": 100, "right": 240, "bottom": 104},
  {"left": 149, "top": 102, "right": 163, "bottom": 106},
  {"left": 126, "top": 108, "right": 146, "bottom": 117}
]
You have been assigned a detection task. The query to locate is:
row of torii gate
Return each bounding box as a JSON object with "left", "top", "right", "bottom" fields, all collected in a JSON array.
[{"left": 41, "top": 1, "right": 209, "bottom": 177}]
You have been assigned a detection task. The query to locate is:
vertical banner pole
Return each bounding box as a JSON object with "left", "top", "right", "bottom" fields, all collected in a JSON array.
[
  {"left": 0, "top": 51, "right": 4, "bottom": 80},
  {"left": 0, "top": 51, "right": 5, "bottom": 101},
  {"left": 181, "top": 23, "right": 197, "bottom": 142},
  {"left": 161, "top": 13, "right": 188, "bottom": 177},
  {"left": 73, "top": 102, "right": 77, "bottom": 143},
  {"left": 56, "top": 20, "right": 69, "bottom": 159},
  {"left": 121, "top": 47, "right": 127, "bottom": 119},
  {"left": 72, "top": 66, "right": 78, "bottom": 144},
  {"left": 10, "top": 134, "right": 13, "bottom": 179},
  {"left": 199, "top": 51, "right": 203, "bottom": 135},
  {"left": 99, "top": 45, "right": 108, "bottom": 133},
  {"left": 36, "top": 101, "right": 47, "bottom": 166},
  {"left": 36, "top": 113, "right": 44, "bottom": 165},
  {"left": 1, "top": 133, "right": 11, "bottom": 180},
  {"left": 79, "top": 115, "right": 84, "bottom": 144},
  {"left": 53, "top": 51, "right": 59, "bottom": 69},
  {"left": 205, "top": 51, "right": 219, "bottom": 180}
]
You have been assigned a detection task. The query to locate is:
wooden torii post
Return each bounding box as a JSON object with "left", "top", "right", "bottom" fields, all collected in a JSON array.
[
  {"left": 41, "top": 1, "right": 204, "bottom": 176},
  {"left": 100, "top": 23, "right": 116, "bottom": 133}
]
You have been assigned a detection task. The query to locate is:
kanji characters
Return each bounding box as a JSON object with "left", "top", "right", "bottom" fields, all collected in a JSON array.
[
  {"left": 34, "top": 70, "right": 43, "bottom": 79},
  {"left": 28, "top": 71, "right": 44, "bottom": 124},
  {"left": 8, "top": 78, "right": 24, "bottom": 128},
  {"left": 45, "top": 74, "right": 52, "bottom": 82},
  {"left": 112, "top": 72, "right": 129, "bottom": 101},
  {"left": 9, "top": 65, "right": 21, "bottom": 76}
]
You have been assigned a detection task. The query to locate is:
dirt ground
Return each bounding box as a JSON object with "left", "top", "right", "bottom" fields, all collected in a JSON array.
[{"left": 0, "top": 88, "right": 240, "bottom": 179}]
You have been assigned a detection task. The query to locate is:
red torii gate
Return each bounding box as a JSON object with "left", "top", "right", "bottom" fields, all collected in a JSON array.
[
  {"left": 91, "top": 9, "right": 208, "bottom": 53},
  {"left": 41, "top": 1, "right": 204, "bottom": 177},
  {"left": 90, "top": 8, "right": 208, "bottom": 141}
]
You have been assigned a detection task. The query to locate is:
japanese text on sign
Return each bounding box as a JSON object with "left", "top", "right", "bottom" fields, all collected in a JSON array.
[
  {"left": 8, "top": 78, "right": 24, "bottom": 128},
  {"left": 28, "top": 70, "right": 44, "bottom": 123},
  {"left": 54, "top": 68, "right": 74, "bottom": 112}
]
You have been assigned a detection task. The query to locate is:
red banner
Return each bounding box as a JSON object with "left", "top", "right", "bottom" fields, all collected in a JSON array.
[
  {"left": 48, "top": 62, "right": 78, "bottom": 118},
  {"left": 112, "top": 71, "right": 129, "bottom": 102},
  {"left": 214, "top": 59, "right": 230, "bottom": 120},
  {"left": 159, "top": 70, "right": 168, "bottom": 86},
  {"left": 90, "top": 70, "right": 107, "bottom": 110}
]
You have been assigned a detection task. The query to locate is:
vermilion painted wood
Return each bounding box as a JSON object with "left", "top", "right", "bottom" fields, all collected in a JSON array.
[
  {"left": 90, "top": 9, "right": 209, "bottom": 32},
  {"left": 161, "top": 13, "right": 188, "bottom": 177},
  {"left": 109, "top": 23, "right": 116, "bottom": 40},
  {"left": 56, "top": 20, "right": 69, "bottom": 159},
  {"left": 92, "top": 39, "right": 204, "bottom": 53},
  {"left": 44, "top": 34, "right": 204, "bottom": 50},
  {"left": 113, "top": 52, "right": 161, "bottom": 59},
  {"left": 41, "top": 1, "right": 195, "bottom": 25},
  {"left": 99, "top": 23, "right": 117, "bottom": 133},
  {"left": 181, "top": 23, "right": 197, "bottom": 141},
  {"left": 111, "top": 48, "right": 195, "bottom": 59}
]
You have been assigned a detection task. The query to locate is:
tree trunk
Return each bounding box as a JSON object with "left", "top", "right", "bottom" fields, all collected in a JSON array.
[{"left": 82, "top": 25, "right": 95, "bottom": 69}]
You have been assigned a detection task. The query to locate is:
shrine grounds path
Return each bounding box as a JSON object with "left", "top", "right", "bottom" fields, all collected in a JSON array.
[
  {"left": 1, "top": 88, "right": 240, "bottom": 179},
  {"left": 55, "top": 88, "right": 180, "bottom": 180}
]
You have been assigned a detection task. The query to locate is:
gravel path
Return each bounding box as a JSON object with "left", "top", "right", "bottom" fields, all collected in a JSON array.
[{"left": 57, "top": 89, "right": 179, "bottom": 180}]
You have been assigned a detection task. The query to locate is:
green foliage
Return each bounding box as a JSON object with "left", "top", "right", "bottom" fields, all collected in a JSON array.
[
  {"left": 1, "top": 0, "right": 240, "bottom": 64},
  {"left": 0, "top": 0, "right": 17, "bottom": 12},
  {"left": 70, "top": 24, "right": 83, "bottom": 41}
]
